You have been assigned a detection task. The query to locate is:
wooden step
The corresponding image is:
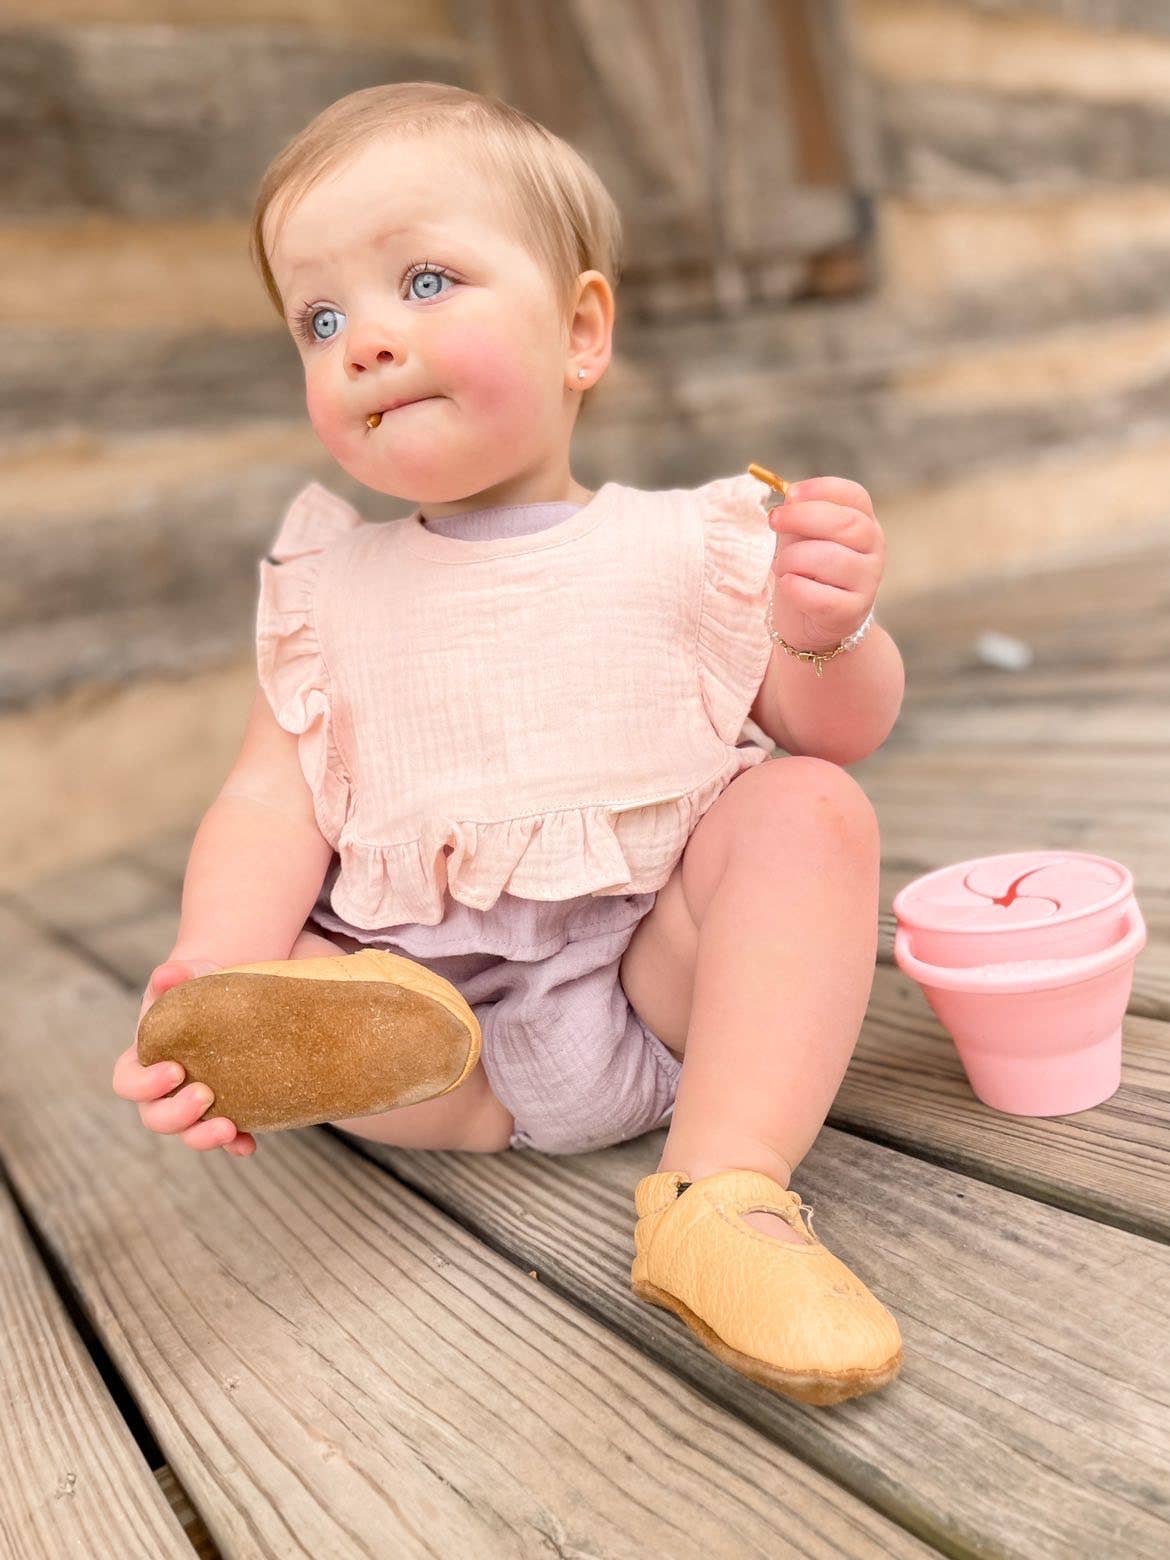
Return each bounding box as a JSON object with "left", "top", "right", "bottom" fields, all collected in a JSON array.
[{"left": 0, "top": 900, "right": 938, "bottom": 1560}]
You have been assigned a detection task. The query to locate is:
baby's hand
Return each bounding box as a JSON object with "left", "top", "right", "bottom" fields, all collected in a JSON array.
[
  {"left": 112, "top": 959, "right": 258, "bottom": 1156},
  {"left": 767, "top": 475, "right": 885, "bottom": 652}
]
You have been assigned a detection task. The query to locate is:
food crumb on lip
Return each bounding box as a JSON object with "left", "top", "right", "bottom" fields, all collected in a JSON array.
[{"left": 367, "top": 397, "right": 436, "bottom": 427}]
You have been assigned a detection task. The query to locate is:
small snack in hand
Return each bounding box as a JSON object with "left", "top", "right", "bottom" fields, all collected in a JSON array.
[
  {"left": 747, "top": 463, "right": 789, "bottom": 498},
  {"left": 137, "top": 948, "right": 481, "bottom": 1133}
]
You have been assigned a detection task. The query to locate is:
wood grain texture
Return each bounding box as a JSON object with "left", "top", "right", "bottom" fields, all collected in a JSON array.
[
  {"left": 7, "top": 880, "right": 1170, "bottom": 1554},
  {"left": 0, "top": 1179, "right": 195, "bottom": 1558},
  {"left": 347, "top": 1128, "right": 1170, "bottom": 1560},
  {"left": 840, "top": 964, "right": 1170, "bottom": 1238},
  {"left": 0, "top": 901, "right": 934, "bottom": 1560}
]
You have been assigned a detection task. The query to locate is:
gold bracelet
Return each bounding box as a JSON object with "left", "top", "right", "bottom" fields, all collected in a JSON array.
[
  {"left": 766, "top": 592, "right": 875, "bottom": 677},
  {"left": 748, "top": 462, "right": 876, "bottom": 678}
]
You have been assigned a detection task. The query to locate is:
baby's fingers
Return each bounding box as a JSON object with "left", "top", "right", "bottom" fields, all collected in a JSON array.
[
  {"left": 139, "top": 1081, "right": 215, "bottom": 1136},
  {"left": 138, "top": 1084, "right": 256, "bottom": 1155},
  {"left": 112, "top": 1041, "right": 184, "bottom": 1102},
  {"left": 180, "top": 1115, "right": 254, "bottom": 1154}
]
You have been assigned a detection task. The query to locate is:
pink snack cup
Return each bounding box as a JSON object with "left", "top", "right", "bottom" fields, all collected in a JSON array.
[{"left": 892, "top": 851, "right": 1146, "bottom": 1116}]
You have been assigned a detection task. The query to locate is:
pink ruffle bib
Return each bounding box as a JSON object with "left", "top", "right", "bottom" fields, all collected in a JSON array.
[{"left": 256, "top": 471, "right": 778, "bottom": 927}]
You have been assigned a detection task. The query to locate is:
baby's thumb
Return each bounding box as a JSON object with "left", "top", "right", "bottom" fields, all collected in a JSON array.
[
  {"left": 157, "top": 958, "right": 221, "bottom": 989},
  {"left": 139, "top": 958, "right": 221, "bottom": 1026}
]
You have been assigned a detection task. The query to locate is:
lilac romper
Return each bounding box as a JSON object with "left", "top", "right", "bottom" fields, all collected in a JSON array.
[{"left": 305, "top": 500, "right": 683, "bottom": 1156}]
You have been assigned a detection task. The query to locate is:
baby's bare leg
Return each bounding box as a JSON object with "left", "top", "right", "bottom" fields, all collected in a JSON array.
[{"left": 290, "top": 928, "right": 514, "bottom": 1152}]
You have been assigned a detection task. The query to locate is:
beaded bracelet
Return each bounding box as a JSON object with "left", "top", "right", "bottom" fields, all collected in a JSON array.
[
  {"left": 748, "top": 462, "right": 876, "bottom": 678},
  {"left": 766, "top": 593, "right": 875, "bottom": 677}
]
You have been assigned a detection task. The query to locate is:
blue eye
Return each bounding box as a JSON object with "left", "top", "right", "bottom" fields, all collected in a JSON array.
[
  {"left": 406, "top": 264, "right": 456, "bottom": 300},
  {"left": 295, "top": 305, "right": 342, "bottom": 344},
  {"left": 291, "top": 261, "right": 457, "bottom": 345}
]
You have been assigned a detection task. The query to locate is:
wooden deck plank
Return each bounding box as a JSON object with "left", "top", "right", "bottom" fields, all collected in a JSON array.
[
  {"left": 834, "top": 531, "right": 1170, "bottom": 1239},
  {"left": 15, "top": 848, "right": 1170, "bottom": 1553},
  {"left": 127, "top": 829, "right": 197, "bottom": 885},
  {"left": 49, "top": 875, "right": 1167, "bottom": 1229},
  {"left": 26, "top": 866, "right": 1170, "bottom": 1245},
  {"left": 57, "top": 903, "right": 180, "bottom": 994},
  {"left": 49, "top": 858, "right": 1167, "bottom": 1243},
  {"left": 859, "top": 750, "right": 1170, "bottom": 819},
  {"left": 884, "top": 676, "right": 1170, "bottom": 749},
  {"left": 0, "top": 1178, "right": 197, "bottom": 1559},
  {"left": 13, "top": 861, "right": 1170, "bottom": 1556},
  {"left": 836, "top": 965, "right": 1170, "bottom": 1240},
  {"left": 12, "top": 853, "right": 176, "bottom": 933},
  {"left": 344, "top": 1125, "right": 1170, "bottom": 1560},
  {"left": 883, "top": 532, "right": 1169, "bottom": 646},
  {"left": 0, "top": 901, "right": 936, "bottom": 1560}
]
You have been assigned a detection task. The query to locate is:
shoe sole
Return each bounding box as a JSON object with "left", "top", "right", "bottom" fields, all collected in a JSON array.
[
  {"left": 632, "top": 1278, "right": 903, "bottom": 1406},
  {"left": 139, "top": 953, "right": 481, "bottom": 1133}
]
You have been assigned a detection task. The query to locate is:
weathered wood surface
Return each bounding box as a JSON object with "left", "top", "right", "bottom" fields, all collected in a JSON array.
[
  {"left": 5, "top": 885, "right": 1170, "bottom": 1557},
  {"left": 948, "top": 0, "right": 1170, "bottom": 40},
  {"left": 458, "top": 0, "right": 874, "bottom": 316},
  {"left": 840, "top": 966, "right": 1170, "bottom": 1240},
  {"left": 20, "top": 844, "right": 1170, "bottom": 1254},
  {"left": 842, "top": 529, "right": 1170, "bottom": 1240},
  {"left": 347, "top": 1115, "right": 1170, "bottom": 1560},
  {"left": 0, "top": 901, "right": 936, "bottom": 1560},
  {"left": 0, "top": 1176, "right": 197, "bottom": 1559},
  {"left": 873, "top": 71, "right": 1170, "bottom": 197}
]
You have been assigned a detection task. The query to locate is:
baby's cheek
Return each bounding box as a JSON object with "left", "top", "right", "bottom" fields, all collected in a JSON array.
[
  {"left": 304, "top": 378, "right": 349, "bottom": 452},
  {"left": 444, "top": 332, "right": 543, "bottom": 423}
]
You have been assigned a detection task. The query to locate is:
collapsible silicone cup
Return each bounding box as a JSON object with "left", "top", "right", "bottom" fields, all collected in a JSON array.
[{"left": 893, "top": 851, "right": 1146, "bottom": 1116}]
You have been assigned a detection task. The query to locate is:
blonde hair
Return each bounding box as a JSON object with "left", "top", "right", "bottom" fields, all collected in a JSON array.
[{"left": 249, "top": 81, "right": 623, "bottom": 408}]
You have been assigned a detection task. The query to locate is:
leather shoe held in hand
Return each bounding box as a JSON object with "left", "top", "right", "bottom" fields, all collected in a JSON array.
[
  {"left": 631, "top": 1168, "right": 903, "bottom": 1406},
  {"left": 137, "top": 948, "right": 481, "bottom": 1133}
]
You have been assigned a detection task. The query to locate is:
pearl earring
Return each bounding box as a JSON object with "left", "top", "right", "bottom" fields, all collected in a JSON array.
[{"left": 577, "top": 368, "right": 587, "bottom": 380}]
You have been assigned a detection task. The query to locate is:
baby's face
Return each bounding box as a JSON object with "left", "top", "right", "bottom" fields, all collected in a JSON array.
[{"left": 265, "top": 132, "right": 577, "bottom": 506}]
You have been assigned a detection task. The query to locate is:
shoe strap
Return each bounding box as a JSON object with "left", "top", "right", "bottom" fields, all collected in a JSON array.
[
  {"left": 634, "top": 1169, "right": 692, "bottom": 1217},
  {"left": 635, "top": 1168, "right": 815, "bottom": 1238}
]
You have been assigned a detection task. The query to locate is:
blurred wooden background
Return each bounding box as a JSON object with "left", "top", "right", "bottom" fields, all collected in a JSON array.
[{"left": 3, "top": 0, "right": 1169, "bottom": 885}]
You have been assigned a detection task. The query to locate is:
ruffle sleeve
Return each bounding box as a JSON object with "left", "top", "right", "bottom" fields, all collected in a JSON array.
[
  {"left": 255, "top": 481, "right": 364, "bottom": 845},
  {"left": 696, "top": 469, "right": 778, "bottom": 746}
]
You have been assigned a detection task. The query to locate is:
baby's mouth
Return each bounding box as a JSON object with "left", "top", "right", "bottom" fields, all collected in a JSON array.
[{"left": 366, "top": 397, "right": 436, "bottom": 428}]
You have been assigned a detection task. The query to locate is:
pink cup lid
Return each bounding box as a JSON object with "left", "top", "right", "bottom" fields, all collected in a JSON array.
[{"left": 892, "top": 851, "right": 1132, "bottom": 933}]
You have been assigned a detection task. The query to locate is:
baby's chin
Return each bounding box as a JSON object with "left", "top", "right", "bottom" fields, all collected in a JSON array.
[
  {"left": 334, "top": 422, "right": 533, "bottom": 505},
  {"left": 309, "top": 409, "right": 442, "bottom": 499}
]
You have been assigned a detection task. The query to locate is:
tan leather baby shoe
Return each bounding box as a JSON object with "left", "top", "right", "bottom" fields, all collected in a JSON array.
[
  {"left": 631, "top": 1167, "right": 903, "bottom": 1405},
  {"left": 138, "top": 948, "right": 481, "bottom": 1133}
]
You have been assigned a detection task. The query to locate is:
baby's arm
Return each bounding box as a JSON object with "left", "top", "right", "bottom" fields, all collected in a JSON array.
[
  {"left": 112, "top": 686, "right": 335, "bottom": 1154},
  {"left": 170, "top": 685, "right": 335, "bottom": 968}
]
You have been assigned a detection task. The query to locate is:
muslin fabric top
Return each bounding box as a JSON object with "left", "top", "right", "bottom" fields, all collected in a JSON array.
[{"left": 255, "top": 469, "right": 779, "bottom": 929}]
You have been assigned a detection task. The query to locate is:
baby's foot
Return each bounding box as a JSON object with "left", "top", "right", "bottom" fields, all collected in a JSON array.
[
  {"left": 742, "top": 1209, "right": 808, "bottom": 1246},
  {"left": 672, "top": 1159, "right": 810, "bottom": 1246}
]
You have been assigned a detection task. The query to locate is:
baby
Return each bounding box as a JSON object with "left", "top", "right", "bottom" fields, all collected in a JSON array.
[{"left": 112, "top": 81, "right": 906, "bottom": 1406}]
